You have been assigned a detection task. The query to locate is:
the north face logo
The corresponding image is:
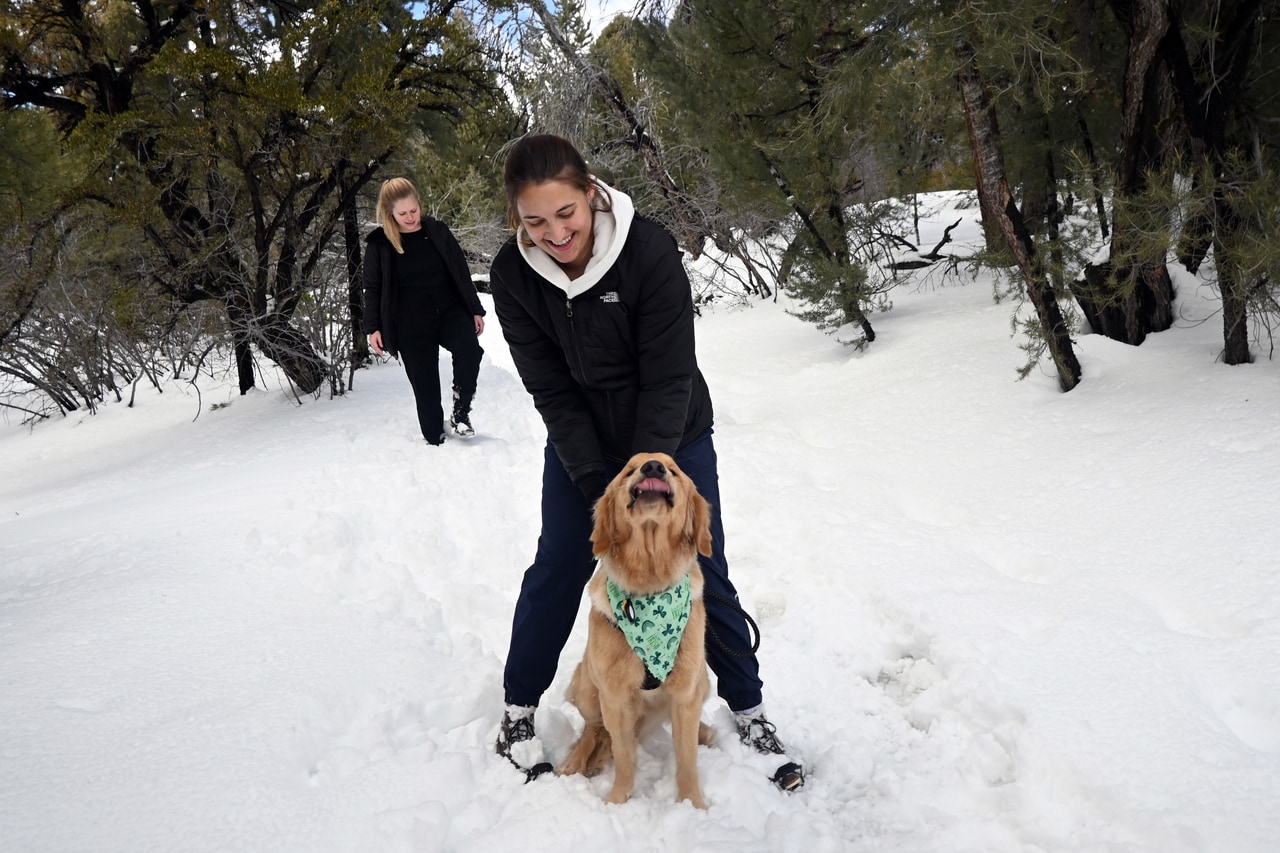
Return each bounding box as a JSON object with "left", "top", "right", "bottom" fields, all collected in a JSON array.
[{"left": 600, "top": 291, "right": 620, "bottom": 303}]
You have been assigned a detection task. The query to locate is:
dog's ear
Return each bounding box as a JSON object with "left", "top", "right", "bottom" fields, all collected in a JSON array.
[
  {"left": 686, "top": 489, "right": 713, "bottom": 558},
  {"left": 590, "top": 484, "right": 616, "bottom": 557},
  {"left": 592, "top": 474, "right": 635, "bottom": 556}
]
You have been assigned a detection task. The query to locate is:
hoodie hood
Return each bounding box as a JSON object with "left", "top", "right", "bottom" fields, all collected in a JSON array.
[{"left": 517, "top": 179, "right": 635, "bottom": 299}]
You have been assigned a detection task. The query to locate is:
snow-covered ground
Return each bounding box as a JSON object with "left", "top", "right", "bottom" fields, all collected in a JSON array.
[{"left": 2, "top": 201, "right": 1278, "bottom": 852}]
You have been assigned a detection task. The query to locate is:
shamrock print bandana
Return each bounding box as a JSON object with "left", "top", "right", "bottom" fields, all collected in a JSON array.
[{"left": 605, "top": 573, "right": 692, "bottom": 683}]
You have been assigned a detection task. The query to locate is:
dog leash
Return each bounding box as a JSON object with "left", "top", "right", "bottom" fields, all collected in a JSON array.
[{"left": 703, "top": 589, "right": 761, "bottom": 657}]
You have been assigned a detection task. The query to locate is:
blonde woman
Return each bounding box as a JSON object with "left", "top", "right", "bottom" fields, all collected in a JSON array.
[{"left": 363, "top": 177, "right": 486, "bottom": 444}]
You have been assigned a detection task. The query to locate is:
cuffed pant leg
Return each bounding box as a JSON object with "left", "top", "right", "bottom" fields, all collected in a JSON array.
[
  {"left": 674, "top": 429, "right": 764, "bottom": 712},
  {"left": 503, "top": 442, "right": 598, "bottom": 707}
]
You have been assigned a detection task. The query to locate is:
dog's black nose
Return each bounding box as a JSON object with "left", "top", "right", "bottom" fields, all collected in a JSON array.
[{"left": 640, "top": 459, "right": 667, "bottom": 479}]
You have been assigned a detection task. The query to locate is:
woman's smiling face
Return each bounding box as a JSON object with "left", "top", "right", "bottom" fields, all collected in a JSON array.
[{"left": 515, "top": 179, "right": 596, "bottom": 278}]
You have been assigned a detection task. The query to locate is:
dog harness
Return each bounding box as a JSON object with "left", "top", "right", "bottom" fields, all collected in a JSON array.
[{"left": 606, "top": 574, "right": 692, "bottom": 687}]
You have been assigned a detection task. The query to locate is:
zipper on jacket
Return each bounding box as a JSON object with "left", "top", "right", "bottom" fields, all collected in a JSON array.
[{"left": 565, "top": 296, "right": 590, "bottom": 385}]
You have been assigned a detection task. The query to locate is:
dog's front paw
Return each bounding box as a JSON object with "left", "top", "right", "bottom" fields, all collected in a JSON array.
[
  {"left": 558, "top": 724, "right": 612, "bottom": 778},
  {"left": 681, "top": 793, "right": 708, "bottom": 810},
  {"left": 604, "top": 786, "right": 632, "bottom": 805},
  {"left": 556, "top": 755, "right": 592, "bottom": 778}
]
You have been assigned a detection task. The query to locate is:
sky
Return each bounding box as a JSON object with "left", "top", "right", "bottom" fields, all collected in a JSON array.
[
  {"left": 1, "top": 194, "right": 1278, "bottom": 852},
  {"left": 582, "top": 0, "right": 633, "bottom": 36}
]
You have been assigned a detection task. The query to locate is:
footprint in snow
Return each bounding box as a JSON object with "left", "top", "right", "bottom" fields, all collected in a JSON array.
[{"left": 1200, "top": 678, "right": 1280, "bottom": 753}]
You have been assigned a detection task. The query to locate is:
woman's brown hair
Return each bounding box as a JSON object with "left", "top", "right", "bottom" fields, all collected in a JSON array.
[
  {"left": 375, "top": 177, "right": 419, "bottom": 254},
  {"left": 502, "top": 134, "right": 612, "bottom": 247}
]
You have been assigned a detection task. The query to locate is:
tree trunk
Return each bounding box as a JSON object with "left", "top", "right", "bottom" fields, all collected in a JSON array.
[
  {"left": 257, "top": 313, "right": 325, "bottom": 394},
  {"left": 844, "top": 300, "right": 876, "bottom": 344},
  {"left": 1215, "top": 187, "right": 1253, "bottom": 365},
  {"left": 1112, "top": 0, "right": 1169, "bottom": 201},
  {"left": 1076, "top": 259, "right": 1174, "bottom": 343},
  {"left": 230, "top": 307, "right": 256, "bottom": 396},
  {"left": 1176, "top": 170, "right": 1212, "bottom": 273},
  {"left": 224, "top": 294, "right": 323, "bottom": 395},
  {"left": 343, "top": 195, "right": 369, "bottom": 369},
  {"left": 1082, "top": 0, "right": 1177, "bottom": 346},
  {"left": 1217, "top": 253, "right": 1251, "bottom": 366},
  {"left": 1075, "top": 106, "right": 1109, "bottom": 241},
  {"left": 1016, "top": 91, "right": 1056, "bottom": 240},
  {"left": 956, "top": 40, "right": 1080, "bottom": 392},
  {"left": 1158, "top": 0, "right": 1261, "bottom": 359},
  {"left": 765, "top": 150, "right": 875, "bottom": 342}
]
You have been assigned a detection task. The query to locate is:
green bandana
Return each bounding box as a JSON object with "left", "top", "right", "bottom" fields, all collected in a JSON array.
[{"left": 606, "top": 574, "right": 692, "bottom": 683}]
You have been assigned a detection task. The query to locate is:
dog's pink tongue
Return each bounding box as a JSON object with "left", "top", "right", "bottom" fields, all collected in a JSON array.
[{"left": 637, "top": 477, "right": 670, "bottom": 494}]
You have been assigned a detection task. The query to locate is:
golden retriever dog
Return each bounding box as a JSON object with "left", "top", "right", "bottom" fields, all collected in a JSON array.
[{"left": 557, "top": 452, "right": 716, "bottom": 808}]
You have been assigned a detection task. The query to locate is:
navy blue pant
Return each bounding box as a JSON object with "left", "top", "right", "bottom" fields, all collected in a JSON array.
[
  {"left": 503, "top": 428, "right": 764, "bottom": 712},
  {"left": 398, "top": 306, "right": 482, "bottom": 441}
]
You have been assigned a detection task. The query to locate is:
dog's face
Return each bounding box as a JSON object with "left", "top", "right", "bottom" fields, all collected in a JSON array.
[{"left": 591, "top": 452, "right": 713, "bottom": 565}]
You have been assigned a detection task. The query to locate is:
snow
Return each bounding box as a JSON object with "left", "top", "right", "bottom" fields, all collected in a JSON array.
[{"left": 2, "top": 199, "right": 1279, "bottom": 852}]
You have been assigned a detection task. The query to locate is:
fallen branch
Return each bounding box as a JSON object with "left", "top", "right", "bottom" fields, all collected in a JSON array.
[{"left": 890, "top": 217, "right": 964, "bottom": 270}]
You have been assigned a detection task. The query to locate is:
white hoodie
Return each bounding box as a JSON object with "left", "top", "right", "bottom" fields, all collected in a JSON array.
[{"left": 515, "top": 178, "right": 636, "bottom": 301}]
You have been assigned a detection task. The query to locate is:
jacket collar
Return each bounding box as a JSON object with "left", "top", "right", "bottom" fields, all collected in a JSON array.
[
  {"left": 516, "top": 179, "right": 635, "bottom": 300},
  {"left": 366, "top": 217, "right": 437, "bottom": 246}
]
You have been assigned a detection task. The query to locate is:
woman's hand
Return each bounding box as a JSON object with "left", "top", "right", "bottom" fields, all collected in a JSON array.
[
  {"left": 369, "top": 331, "right": 384, "bottom": 354},
  {"left": 474, "top": 316, "right": 486, "bottom": 336}
]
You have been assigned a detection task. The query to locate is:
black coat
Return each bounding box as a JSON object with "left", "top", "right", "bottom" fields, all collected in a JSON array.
[
  {"left": 362, "top": 217, "right": 485, "bottom": 357},
  {"left": 489, "top": 215, "right": 713, "bottom": 491}
]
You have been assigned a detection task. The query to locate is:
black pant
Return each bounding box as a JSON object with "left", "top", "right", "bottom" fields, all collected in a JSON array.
[
  {"left": 397, "top": 306, "right": 483, "bottom": 442},
  {"left": 502, "top": 429, "right": 764, "bottom": 712}
]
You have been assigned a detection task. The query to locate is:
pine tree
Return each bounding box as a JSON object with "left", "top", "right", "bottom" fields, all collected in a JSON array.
[
  {"left": 1, "top": 0, "right": 500, "bottom": 397},
  {"left": 635, "top": 1, "right": 891, "bottom": 343}
]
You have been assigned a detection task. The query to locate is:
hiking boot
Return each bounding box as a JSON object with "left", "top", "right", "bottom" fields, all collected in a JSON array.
[
  {"left": 450, "top": 389, "right": 475, "bottom": 437},
  {"left": 496, "top": 706, "right": 552, "bottom": 783},
  {"left": 735, "top": 709, "right": 805, "bottom": 792}
]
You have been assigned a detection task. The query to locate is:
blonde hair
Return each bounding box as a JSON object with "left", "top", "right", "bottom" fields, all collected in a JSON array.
[{"left": 375, "top": 177, "right": 420, "bottom": 254}]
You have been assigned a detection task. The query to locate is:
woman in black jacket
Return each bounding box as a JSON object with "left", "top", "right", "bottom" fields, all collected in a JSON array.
[
  {"left": 363, "top": 177, "right": 486, "bottom": 444},
  {"left": 489, "top": 135, "right": 803, "bottom": 792}
]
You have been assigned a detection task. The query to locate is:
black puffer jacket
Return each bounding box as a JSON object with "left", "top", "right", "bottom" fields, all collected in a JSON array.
[
  {"left": 489, "top": 215, "right": 713, "bottom": 492},
  {"left": 362, "top": 217, "right": 485, "bottom": 357}
]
